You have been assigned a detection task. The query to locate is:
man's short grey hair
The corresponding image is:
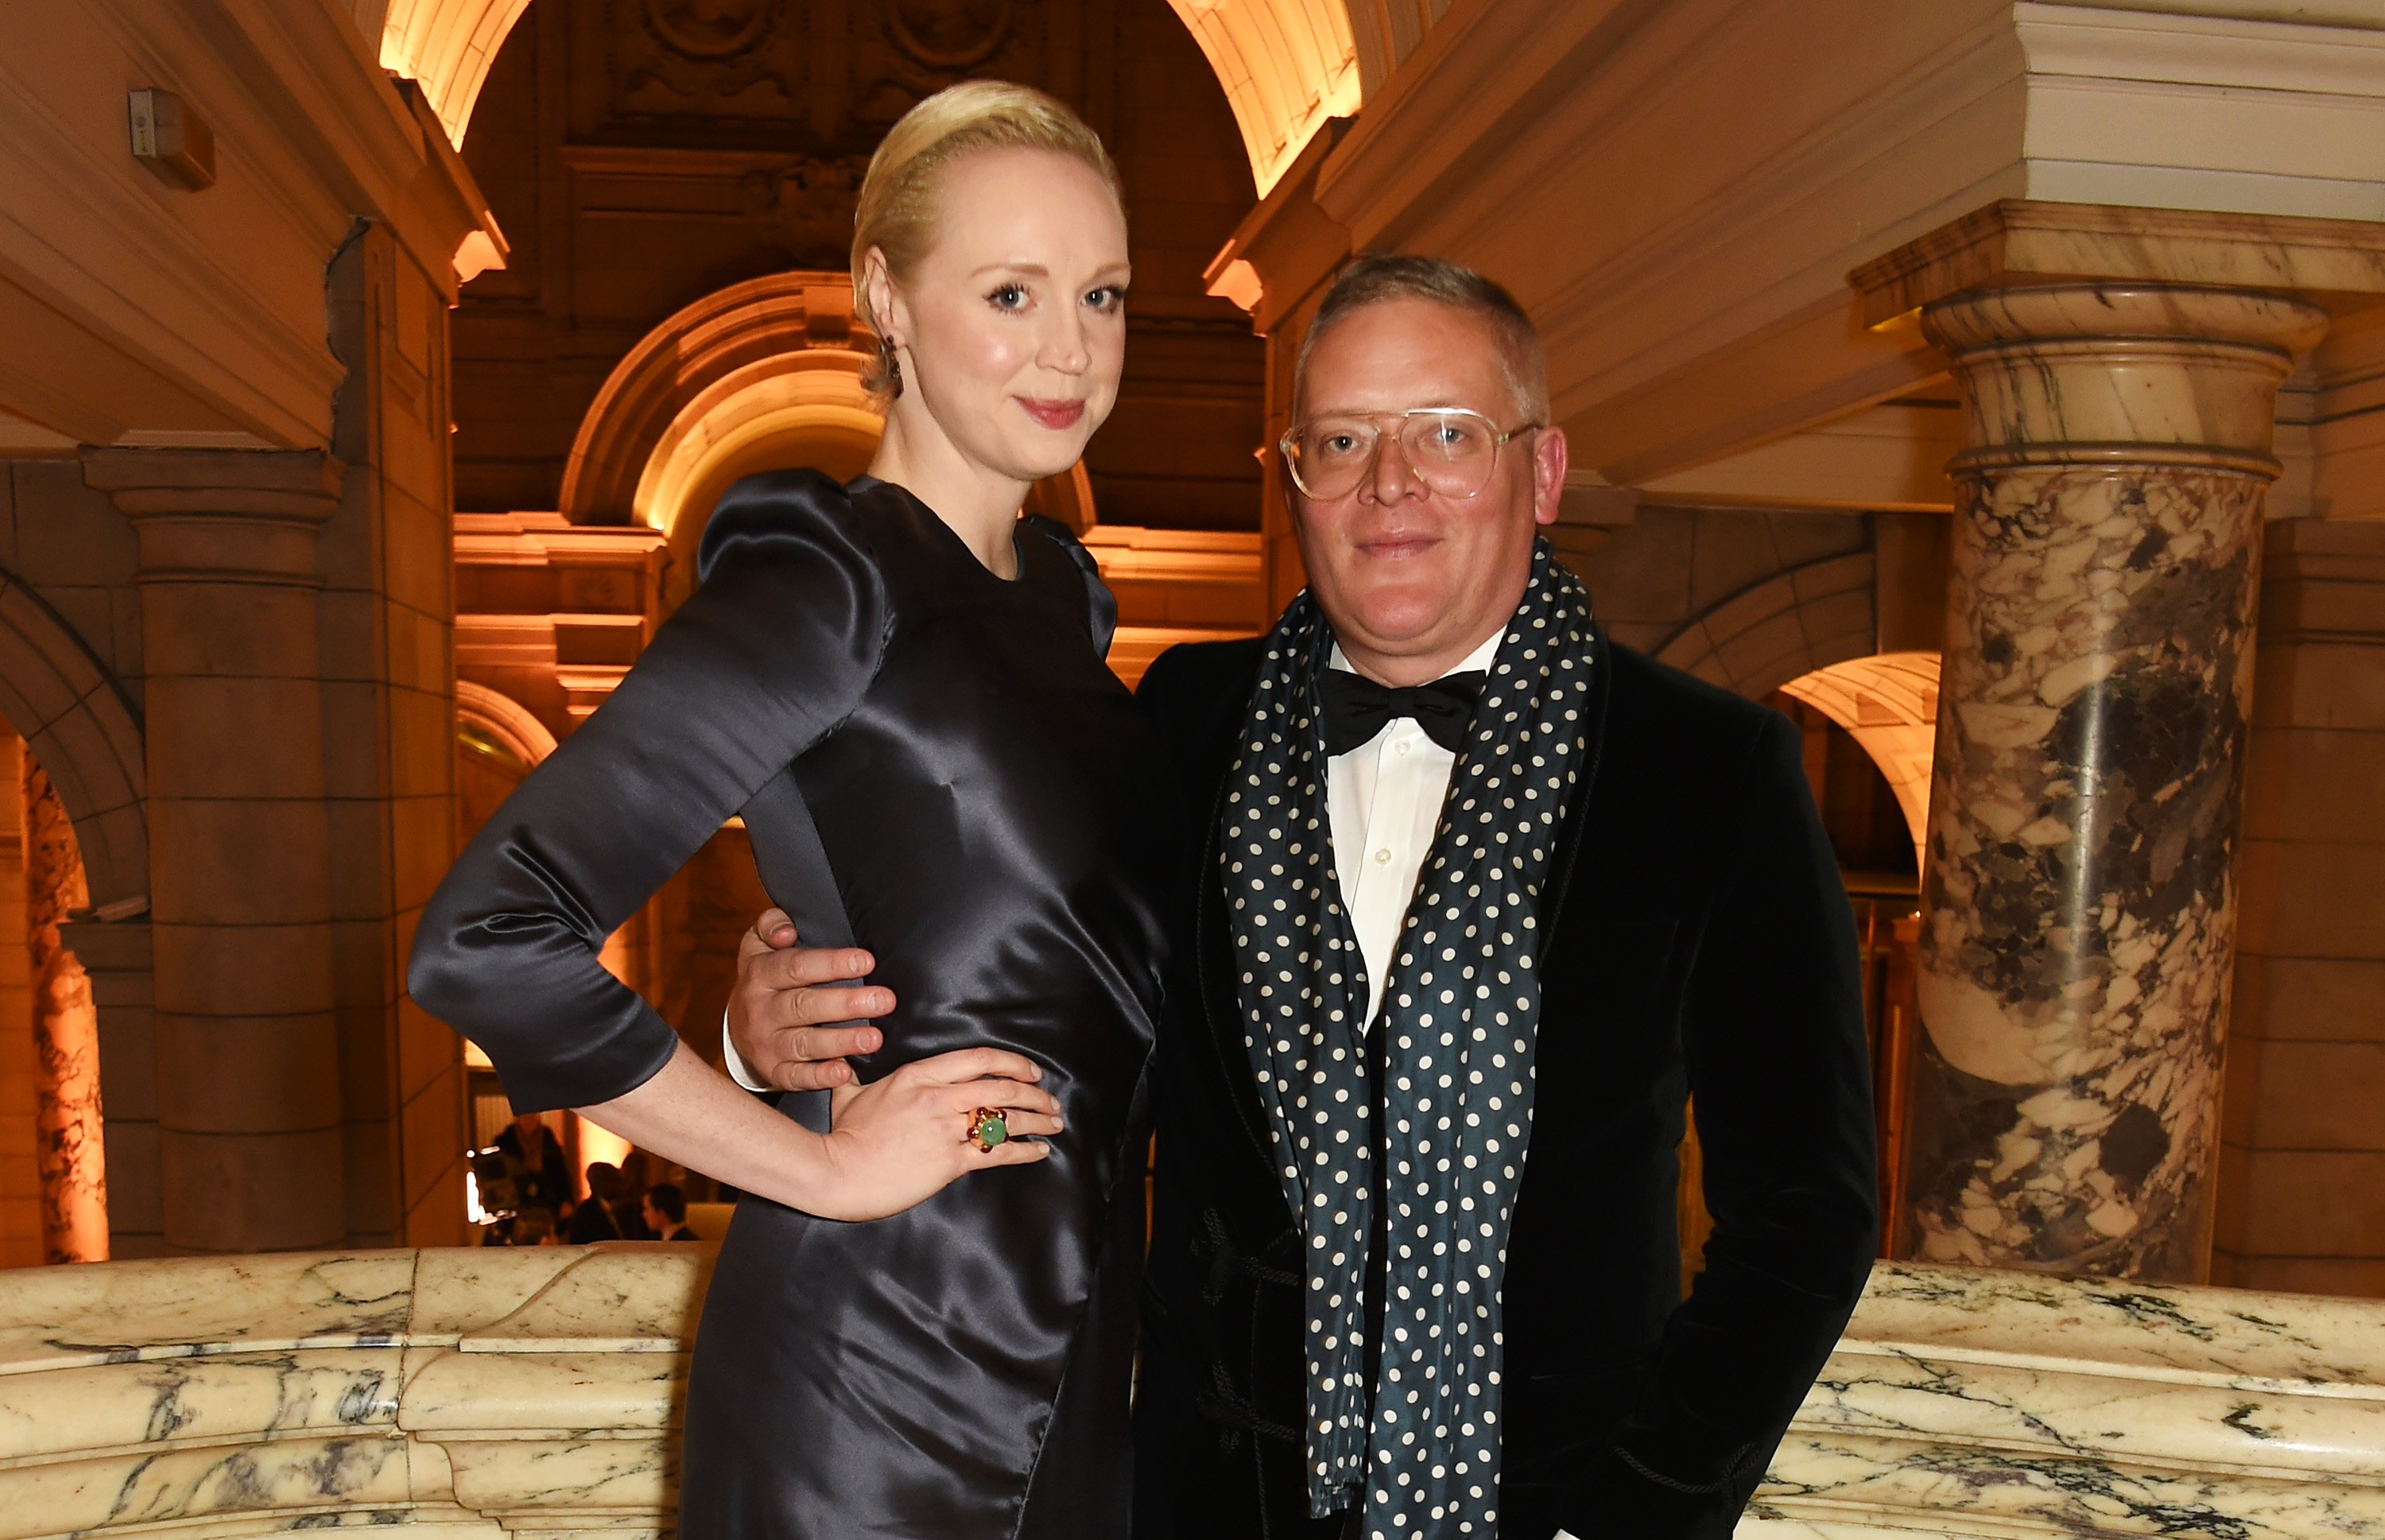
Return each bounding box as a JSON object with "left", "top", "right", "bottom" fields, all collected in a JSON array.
[{"left": 1291, "top": 253, "right": 1550, "bottom": 425}]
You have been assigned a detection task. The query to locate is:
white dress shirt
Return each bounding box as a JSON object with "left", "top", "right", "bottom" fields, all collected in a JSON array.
[{"left": 1325, "top": 630, "right": 1502, "bottom": 1029}]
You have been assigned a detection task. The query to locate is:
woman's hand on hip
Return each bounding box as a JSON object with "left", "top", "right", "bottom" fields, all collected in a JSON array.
[{"left": 816, "top": 1047, "right": 1062, "bottom": 1220}]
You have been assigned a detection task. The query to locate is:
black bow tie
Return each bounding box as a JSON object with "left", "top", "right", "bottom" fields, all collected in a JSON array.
[{"left": 1319, "top": 669, "right": 1487, "bottom": 755}]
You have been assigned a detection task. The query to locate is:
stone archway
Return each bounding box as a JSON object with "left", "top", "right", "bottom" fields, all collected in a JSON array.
[
  {"left": 376, "top": 0, "right": 1383, "bottom": 200},
  {"left": 0, "top": 576, "right": 144, "bottom": 914},
  {"left": 452, "top": 678, "right": 556, "bottom": 848},
  {"left": 1163, "top": 1, "right": 1366, "bottom": 193},
  {"left": 374, "top": 0, "right": 537, "bottom": 144},
  {"left": 0, "top": 571, "right": 139, "bottom": 1265},
  {"left": 560, "top": 271, "right": 1096, "bottom": 607},
  {"left": 1778, "top": 652, "right": 1941, "bottom": 872},
  {"left": 559, "top": 273, "right": 881, "bottom": 535},
  {"left": 455, "top": 677, "right": 557, "bottom": 770},
  {"left": 1651, "top": 550, "right": 1939, "bottom": 864},
  {"left": 1654, "top": 551, "right": 1879, "bottom": 704}
]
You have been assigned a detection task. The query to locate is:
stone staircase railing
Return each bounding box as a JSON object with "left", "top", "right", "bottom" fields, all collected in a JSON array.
[{"left": 0, "top": 1247, "right": 2378, "bottom": 1537}]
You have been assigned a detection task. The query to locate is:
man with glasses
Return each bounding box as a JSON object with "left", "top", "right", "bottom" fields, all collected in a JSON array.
[{"left": 723, "top": 255, "right": 1879, "bottom": 1539}]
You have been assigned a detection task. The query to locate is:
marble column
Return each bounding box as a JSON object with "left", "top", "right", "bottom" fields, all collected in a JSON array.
[
  {"left": 1900, "top": 285, "right": 2326, "bottom": 1281},
  {"left": 80, "top": 448, "right": 347, "bottom": 1255},
  {"left": 25, "top": 756, "right": 106, "bottom": 1262}
]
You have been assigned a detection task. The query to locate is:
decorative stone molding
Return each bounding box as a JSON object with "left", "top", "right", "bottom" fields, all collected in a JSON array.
[
  {"left": 1850, "top": 200, "right": 2385, "bottom": 329},
  {"left": 3, "top": 1250, "right": 2382, "bottom": 1538},
  {"left": 81, "top": 448, "right": 345, "bottom": 586},
  {"left": 452, "top": 512, "right": 669, "bottom": 738}
]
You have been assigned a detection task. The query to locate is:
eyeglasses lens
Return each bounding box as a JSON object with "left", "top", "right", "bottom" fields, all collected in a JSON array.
[{"left": 1286, "top": 412, "right": 1499, "bottom": 499}]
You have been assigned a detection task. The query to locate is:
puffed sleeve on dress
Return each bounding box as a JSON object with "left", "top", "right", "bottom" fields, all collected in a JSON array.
[{"left": 409, "top": 470, "right": 890, "bottom": 1113}]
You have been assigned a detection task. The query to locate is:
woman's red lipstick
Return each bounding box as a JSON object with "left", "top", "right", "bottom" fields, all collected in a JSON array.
[{"left": 1020, "top": 397, "right": 1085, "bottom": 429}]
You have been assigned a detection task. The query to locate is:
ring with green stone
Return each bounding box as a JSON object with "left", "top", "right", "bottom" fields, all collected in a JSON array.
[{"left": 966, "top": 1107, "right": 1009, "bottom": 1151}]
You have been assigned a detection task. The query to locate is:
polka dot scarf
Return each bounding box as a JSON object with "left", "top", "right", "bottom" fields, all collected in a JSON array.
[{"left": 1221, "top": 541, "right": 1594, "bottom": 1537}]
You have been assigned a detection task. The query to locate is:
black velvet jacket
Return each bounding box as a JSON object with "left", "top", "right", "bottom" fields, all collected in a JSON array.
[{"left": 1130, "top": 627, "right": 1879, "bottom": 1540}]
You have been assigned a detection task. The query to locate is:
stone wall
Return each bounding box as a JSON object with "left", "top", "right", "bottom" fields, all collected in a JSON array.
[
  {"left": 2216, "top": 517, "right": 2385, "bottom": 1294},
  {"left": 323, "top": 225, "right": 470, "bottom": 1250}
]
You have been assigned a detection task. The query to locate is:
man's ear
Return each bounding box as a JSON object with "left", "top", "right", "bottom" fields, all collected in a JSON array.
[{"left": 1531, "top": 425, "right": 1570, "bottom": 527}]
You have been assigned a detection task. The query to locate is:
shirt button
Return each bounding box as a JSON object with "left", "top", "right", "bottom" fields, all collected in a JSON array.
[
  {"left": 1395, "top": 740, "right": 1412, "bottom": 755},
  {"left": 1374, "top": 848, "right": 1392, "bottom": 865}
]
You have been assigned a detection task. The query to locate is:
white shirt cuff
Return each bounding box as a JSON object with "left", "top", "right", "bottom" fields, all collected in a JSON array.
[
  {"left": 1554, "top": 1531, "right": 1580, "bottom": 1540},
  {"left": 721, "top": 1007, "right": 771, "bottom": 1092}
]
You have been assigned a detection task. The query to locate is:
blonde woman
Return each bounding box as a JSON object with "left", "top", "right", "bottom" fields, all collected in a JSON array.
[{"left": 411, "top": 83, "right": 1173, "bottom": 1538}]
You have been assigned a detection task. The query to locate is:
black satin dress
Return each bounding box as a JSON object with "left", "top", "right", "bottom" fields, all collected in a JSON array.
[{"left": 409, "top": 471, "right": 1177, "bottom": 1540}]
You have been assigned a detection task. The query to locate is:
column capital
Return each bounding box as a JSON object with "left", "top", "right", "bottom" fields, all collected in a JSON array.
[
  {"left": 1849, "top": 200, "right": 2385, "bottom": 328},
  {"left": 79, "top": 448, "right": 344, "bottom": 586},
  {"left": 1922, "top": 285, "right": 2326, "bottom": 478}
]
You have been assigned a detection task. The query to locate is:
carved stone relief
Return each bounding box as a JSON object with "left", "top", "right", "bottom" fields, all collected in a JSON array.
[
  {"left": 602, "top": 0, "right": 1057, "bottom": 143},
  {"left": 591, "top": 0, "right": 1065, "bottom": 264}
]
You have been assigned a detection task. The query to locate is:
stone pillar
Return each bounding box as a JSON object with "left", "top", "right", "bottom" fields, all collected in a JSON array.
[
  {"left": 59, "top": 916, "right": 155, "bottom": 1257},
  {"left": 1895, "top": 285, "right": 2325, "bottom": 1279},
  {"left": 80, "top": 448, "right": 347, "bottom": 1255},
  {"left": 25, "top": 756, "right": 105, "bottom": 1262}
]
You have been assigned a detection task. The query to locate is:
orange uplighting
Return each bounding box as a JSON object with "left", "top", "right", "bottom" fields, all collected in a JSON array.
[{"left": 25, "top": 757, "right": 105, "bottom": 1264}]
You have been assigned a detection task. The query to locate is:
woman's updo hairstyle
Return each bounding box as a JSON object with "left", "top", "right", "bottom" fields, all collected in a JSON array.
[{"left": 851, "top": 81, "right": 1123, "bottom": 399}]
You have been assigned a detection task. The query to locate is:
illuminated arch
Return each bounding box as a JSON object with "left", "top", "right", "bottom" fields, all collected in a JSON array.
[
  {"left": 454, "top": 679, "right": 557, "bottom": 770},
  {"left": 376, "top": 0, "right": 535, "bottom": 145},
  {"left": 379, "top": 0, "right": 1380, "bottom": 197},
  {"left": 1654, "top": 551, "right": 1941, "bottom": 867},
  {"left": 561, "top": 273, "right": 881, "bottom": 535},
  {"left": 564, "top": 272, "right": 1096, "bottom": 607},
  {"left": 1168, "top": 1, "right": 1366, "bottom": 195},
  {"left": 1778, "top": 652, "right": 1941, "bottom": 867}
]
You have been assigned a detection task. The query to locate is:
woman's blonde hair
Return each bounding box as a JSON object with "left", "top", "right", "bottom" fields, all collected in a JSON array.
[{"left": 851, "top": 81, "right": 1123, "bottom": 398}]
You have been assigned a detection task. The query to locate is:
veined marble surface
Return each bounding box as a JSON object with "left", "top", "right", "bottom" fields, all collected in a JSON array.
[
  {"left": 2, "top": 1249, "right": 2381, "bottom": 1537},
  {"left": 0, "top": 1244, "right": 704, "bottom": 1540},
  {"left": 1909, "top": 460, "right": 2262, "bottom": 1278},
  {"left": 1747, "top": 1262, "right": 2385, "bottom": 1538},
  {"left": 1902, "top": 284, "right": 2318, "bottom": 1280}
]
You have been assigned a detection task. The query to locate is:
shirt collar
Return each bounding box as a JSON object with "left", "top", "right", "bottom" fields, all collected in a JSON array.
[{"left": 1327, "top": 626, "right": 1503, "bottom": 681}]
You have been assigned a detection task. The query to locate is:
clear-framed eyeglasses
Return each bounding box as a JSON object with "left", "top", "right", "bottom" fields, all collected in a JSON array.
[{"left": 1278, "top": 407, "right": 1539, "bottom": 502}]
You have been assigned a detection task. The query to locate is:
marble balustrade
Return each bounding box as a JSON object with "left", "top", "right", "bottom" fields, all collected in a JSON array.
[{"left": 1, "top": 1248, "right": 2381, "bottom": 1537}]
